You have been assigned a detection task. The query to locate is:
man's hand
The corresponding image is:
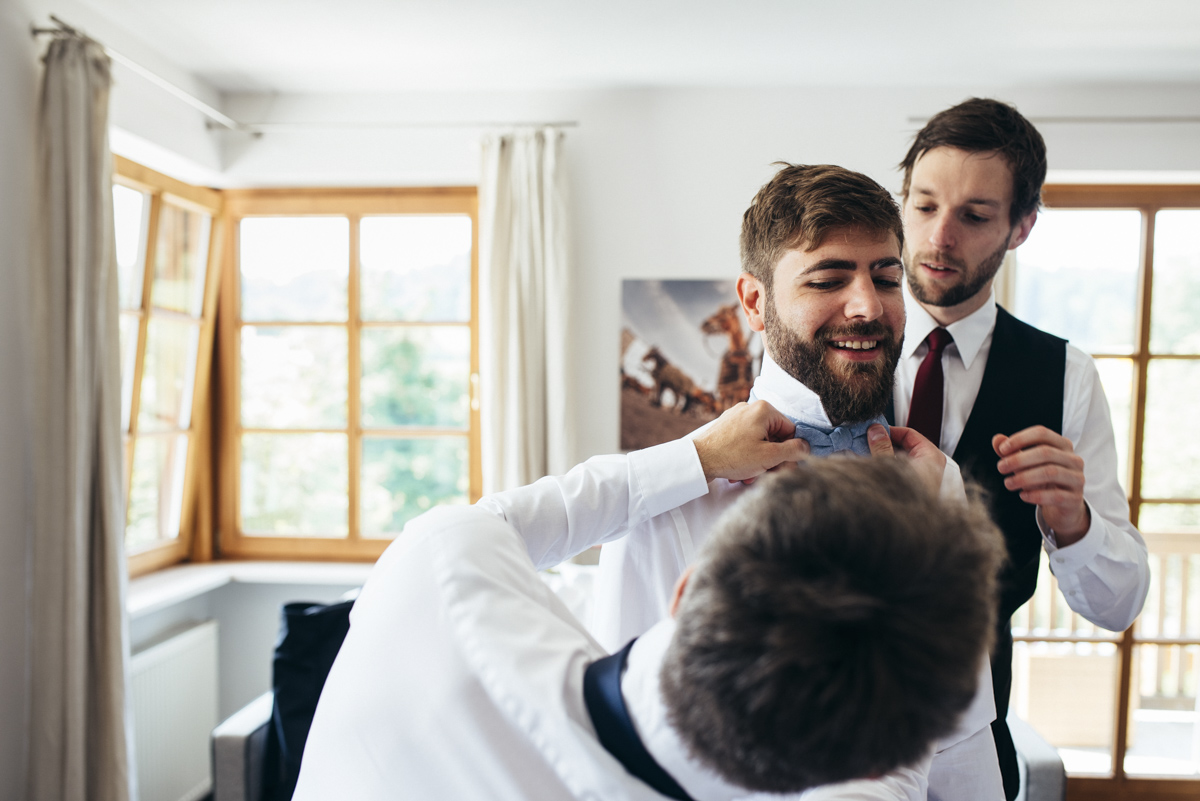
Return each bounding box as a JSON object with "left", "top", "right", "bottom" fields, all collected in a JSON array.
[
  {"left": 867, "top": 424, "right": 946, "bottom": 496},
  {"left": 693, "top": 401, "right": 810, "bottom": 483},
  {"left": 994, "top": 426, "right": 1090, "bottom": 544}
]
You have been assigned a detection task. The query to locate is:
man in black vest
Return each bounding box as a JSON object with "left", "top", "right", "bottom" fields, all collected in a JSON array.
[{"left": 892, "top": 98, "right": 1151, "bottom": 800}]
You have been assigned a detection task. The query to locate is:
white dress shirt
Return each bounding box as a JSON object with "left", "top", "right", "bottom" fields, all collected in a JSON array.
[
  {"left": 894, "top": 289, "right": 1150, "bottom": 631},
  {"left": 296, "top": 440, "right": 931, "bottom": 801},
  {"left": 590, "top": 358, "right": 1003, "bottom": 801}
]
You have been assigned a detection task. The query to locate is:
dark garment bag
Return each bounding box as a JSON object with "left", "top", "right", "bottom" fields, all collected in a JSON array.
[{"left": 262, "top": 599, "right": 354, "bottom": 801}]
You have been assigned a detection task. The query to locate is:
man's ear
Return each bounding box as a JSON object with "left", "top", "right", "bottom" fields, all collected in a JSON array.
[
  {"left": 736, "top": 272, "right": 767, "bottom": 334},
  {"left": 668, "top": 565, "right": 695, "bottom": 618},
  {"left": 1007, "top": 210, "right": 1037, "bottom": 250}
]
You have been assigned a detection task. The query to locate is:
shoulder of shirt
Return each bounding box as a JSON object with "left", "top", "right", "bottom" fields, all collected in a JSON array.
[
  {"left": 381, "top": 505, "right": 531, "bottom": 579},
  {"left": 1063, "top": 342, "right": 1101, "bottom": 381}
]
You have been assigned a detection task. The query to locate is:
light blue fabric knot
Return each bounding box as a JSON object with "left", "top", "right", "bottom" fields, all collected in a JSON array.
[{"left": 789, "top": 416, "right": 889, "bottom": 457}]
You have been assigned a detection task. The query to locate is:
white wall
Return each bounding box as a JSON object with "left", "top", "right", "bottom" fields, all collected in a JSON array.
[{"left": 0, "top": 2, "right": 38, "bottom": 796}]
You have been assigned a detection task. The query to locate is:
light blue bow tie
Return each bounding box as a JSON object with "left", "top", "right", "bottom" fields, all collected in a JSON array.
[
  {"left": 789, "top": 415, "right": 889, "bottom": 457},
  {"left": 748, "top": 389, "right": 888, "bottom": 457}
]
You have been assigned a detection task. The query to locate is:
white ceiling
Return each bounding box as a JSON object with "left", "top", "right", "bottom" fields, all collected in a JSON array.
[{"left": 73, "top": 0, "right": 1200, "bottom": 94}]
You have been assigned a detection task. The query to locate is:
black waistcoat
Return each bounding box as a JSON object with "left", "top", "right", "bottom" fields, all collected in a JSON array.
[
  {"left": 952, "top": 306, "right": 1066, "bottom": 623},
  {"left": 889, "top": 305, "right": 1066, "bottom": 801}
]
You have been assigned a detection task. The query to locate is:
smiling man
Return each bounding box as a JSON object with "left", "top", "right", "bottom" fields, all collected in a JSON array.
[
  {"left": 894, "top": 98, "right": 1150, "bottom": 800},
  {"left": 592, "top": 164, "right": 1005, "bottom": 800}
]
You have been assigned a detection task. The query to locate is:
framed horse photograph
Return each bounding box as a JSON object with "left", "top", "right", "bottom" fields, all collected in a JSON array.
[{"left": 620, "top": 279, "right": 762, "bottom": 451}]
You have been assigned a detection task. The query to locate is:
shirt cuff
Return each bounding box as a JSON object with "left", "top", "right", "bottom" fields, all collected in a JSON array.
[
  {"left": 628, "top": 438, "right": 711, "bottom": 520},
  {"left": 939, "top": 455, "right": 967, "bottom": 503},
  {"left": 1039, "top": 501, "right": 1107, "bottom": 577}
]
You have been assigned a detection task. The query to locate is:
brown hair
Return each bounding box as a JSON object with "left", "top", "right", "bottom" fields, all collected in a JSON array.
[
  {"left": 899, "top": 97, "right": 1047, "bottom": 225},
  {"left": 740, "top": 163, "right": 904, "bottom": 294},
  {"left": 661, "top": 458, "right": 1005, "bottom": 793}
]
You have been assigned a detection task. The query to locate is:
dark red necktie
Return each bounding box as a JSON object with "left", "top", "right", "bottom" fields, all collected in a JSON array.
[{"left": 907, "top": 328, "right": 954, "bottom": 447}]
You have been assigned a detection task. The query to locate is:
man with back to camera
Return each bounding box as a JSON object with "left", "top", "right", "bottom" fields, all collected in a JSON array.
[
  {"left": 590, "top": 163, "right": 1008, "bottom": 799},
  {"left": 894, "top": 97, "right": 1151, "bottom": 799},
  {"left": 293, "top": 400, "right": 1006, "bottom": 801}
]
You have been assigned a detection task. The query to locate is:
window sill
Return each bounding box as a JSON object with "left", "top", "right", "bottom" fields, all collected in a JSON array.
[{"left": 127, "top": 561, "right": 375, "bottom": 619}]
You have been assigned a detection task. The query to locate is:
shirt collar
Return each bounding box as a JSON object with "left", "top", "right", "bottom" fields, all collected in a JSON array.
[
  {"left": 749, "top": 352, "right": 833, "bottom": 428},
  {"left": 901, "top": 284, "right": 997, "bottom": 370},
  {"left": 623, "top": 619, "right": 748, "bottom": 801}
]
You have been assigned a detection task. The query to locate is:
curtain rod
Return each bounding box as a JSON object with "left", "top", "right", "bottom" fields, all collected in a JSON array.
[
  {"left": 31, "top": 15, "right": 579, "bottom": 137},
  {"left": 33, "top": 14, "right": 248, "bottom": 133},
  {"left": 908, "top": 114, "right": 1200, "bottom": 125}
]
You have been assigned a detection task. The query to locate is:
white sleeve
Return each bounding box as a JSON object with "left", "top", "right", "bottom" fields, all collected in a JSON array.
[
  {"left": 1038, "top": 347, "right": 1150, "bottom": 631},
  {"left": 759, "top": 753, "right": 931, "bottom": 801},
  {"left": 475, "top": 438, "right": 710, "bottom": 571},
  {"left": 926, "top": 724, "right": 1005, "bottom": 801}
]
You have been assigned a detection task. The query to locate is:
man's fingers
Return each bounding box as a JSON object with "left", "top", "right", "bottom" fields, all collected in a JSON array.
[
  {"left": 888, "top": 425, "right": 936, "bottom": 456},
  {"left": 764, "top": 407, "right": 798, "bottom": 442},
  {"left": 994, "top": 425, "right": 1073, "bottom": 456},
  {"left": 997, "top": 445, "right": 1083, "bottom": 476},
  {"left": 1003, "top": 464, "right": 1085, "bottom": 493},
  {"left": 867, "top": 424, "right": 894, "bottom": 457}
]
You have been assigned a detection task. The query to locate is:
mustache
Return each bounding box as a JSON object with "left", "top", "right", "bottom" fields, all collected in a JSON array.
[
  {"left": 910, "top": 249, "right": 968, "bottom": 271},
  {"left": 815, "top": 320, "right": 897, "bottom": 343}
]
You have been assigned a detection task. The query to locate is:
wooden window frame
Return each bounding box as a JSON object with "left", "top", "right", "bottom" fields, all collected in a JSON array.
[
  {"left": 1027, "top": 185, "right": 1200, "bottom": 800},
  {"left": 216, "top": 187, "right": 481, "bottom": 562},
  {"left": 116, "top": 156, "right": 224, "bottom": 578}
]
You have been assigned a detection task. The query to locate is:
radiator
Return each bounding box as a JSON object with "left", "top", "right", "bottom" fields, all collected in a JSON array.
[{"left": 131, "top": 620, "right": 219, "bottom": 801}]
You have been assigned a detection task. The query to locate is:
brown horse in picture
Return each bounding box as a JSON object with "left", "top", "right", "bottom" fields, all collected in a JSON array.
[{"left": 701, "top": 303, "right": 754, "bottom": 411}]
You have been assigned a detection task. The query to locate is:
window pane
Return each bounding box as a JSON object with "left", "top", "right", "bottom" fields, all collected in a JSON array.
[
  {"left": 240, "top": 433, "right": 347, "bottom": 536},
  {"left": 1140, "top": 504, "right": 1200, "bottom": 533},
  {"left": 138, "top": 317, "right": 200, "bottom": 433},
  {"left": 360, "top": 216, "right": 471, "bottom": 322},
  {"left": 151, "top": 202, "right": 211, "bottom": 316},
  {"left": 361, "top": 327, "right": 470, "bottom": 428},
  {"left": 1010, "top": 640, "right": 1118, "bottom": 777},
  {"left": 1141, "top": 360, "right": 1200, "bottom": 499},
  {"left": 1125, "top": 644, "right": 1200, "bottom": 777},
  {"left": 1014, "top": 209, "right": 1142, "bottom": 354},
  {"left": 113, "top": 184, "right": 148, "bottom": 310},
  {"left": 1139, "top": 552, "right": 1200, "bottom": 639},
  {"left": 1094, "top": 358, "right": 1133, "bottom": 490},
  {"left": 241, "top": 326, "right": 347, "bottom": 428},
  {"left": 240, "top": 217, "right": 348, "bottom": 322},
  {"left": 119, "top": 312, "right": 139, "bottom": 432},
  {"left": 360, "top": 436, "right": 468, "bottom": 538},
  {"left": 126, "top": 434, "right": 188, "bottom": 549},
  {"left": 1151, "top": 210, "right": 1200, "bottom": 355},
  {"left": 1011, "top": 551, "right": 1116, "bottom": 639}
]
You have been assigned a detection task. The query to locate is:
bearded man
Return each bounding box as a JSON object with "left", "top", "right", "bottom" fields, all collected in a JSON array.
[{"left": 586, "top": 164, "right": 1005, "bottom": 800}]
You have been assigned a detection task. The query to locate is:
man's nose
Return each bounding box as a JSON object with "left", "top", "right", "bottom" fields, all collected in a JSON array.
[
  {"left": 845, "top": 275, "right": 883, "bottom": 320},
  {"left": 929, "top": 210, "right": 957, "bottom": 251}
]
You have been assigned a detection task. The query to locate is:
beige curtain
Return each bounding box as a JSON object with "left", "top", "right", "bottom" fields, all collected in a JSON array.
[
  {"left": 479, "top": 128, "right": 574, "bottom": 492},
  {"left": 29, "top": 34, "right": 134, "bottom": 801}
]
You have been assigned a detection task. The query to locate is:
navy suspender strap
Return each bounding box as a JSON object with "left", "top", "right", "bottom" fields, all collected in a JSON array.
[{"left": 583, "top": 640, "right": 696, "bottom": 801}]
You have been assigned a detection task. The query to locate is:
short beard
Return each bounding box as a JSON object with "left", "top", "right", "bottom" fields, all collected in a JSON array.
[
  {"left": 764, "top": 299, "right": 902, "bottom": 426},
  {"left": 905, "top": 236, "right": 1009, "bottom": 308}
]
